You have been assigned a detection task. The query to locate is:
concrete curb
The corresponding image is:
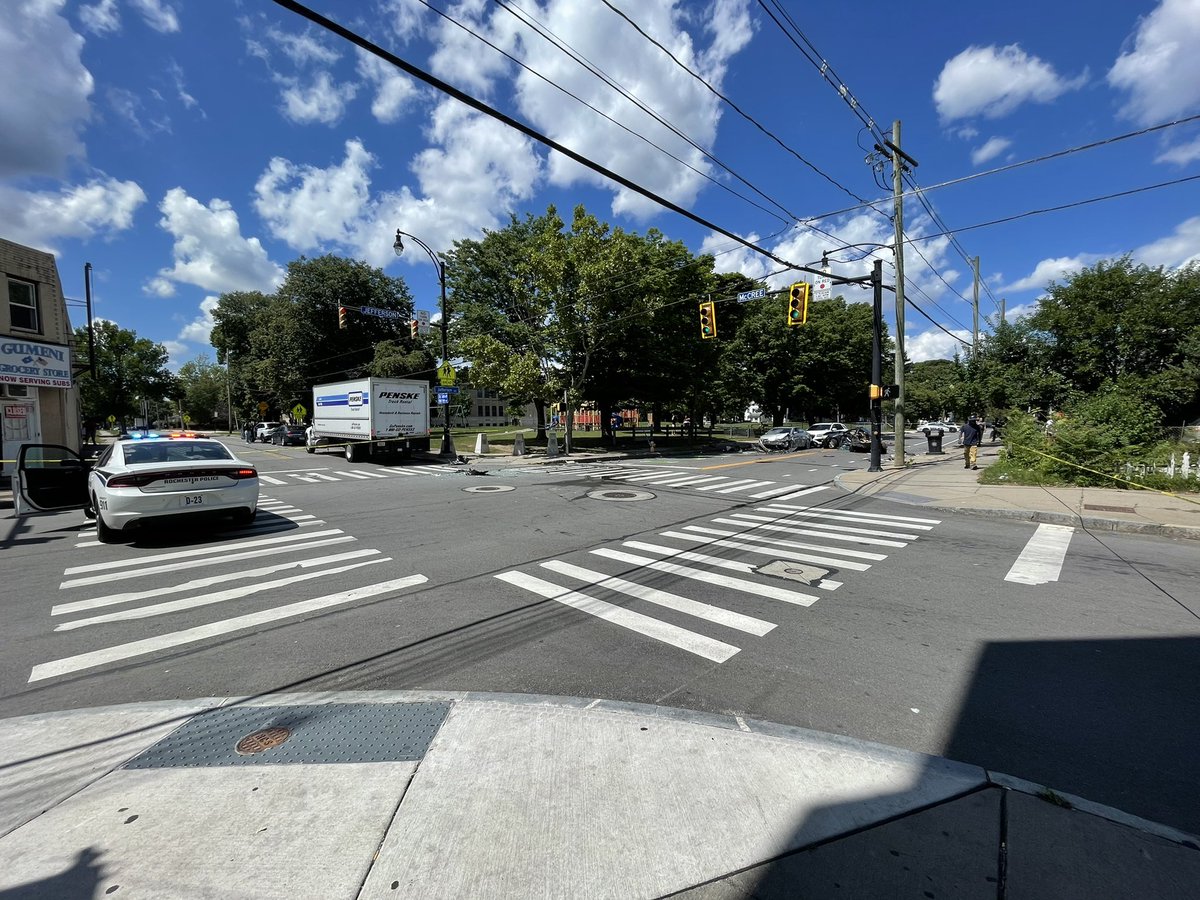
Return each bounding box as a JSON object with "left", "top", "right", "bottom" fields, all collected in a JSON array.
[
  {"left": 832, "top": 473, "right": 1200, "bottom": 542},
  {"left": 4, "top": 690, "right": 1197, "bottom": 849}
]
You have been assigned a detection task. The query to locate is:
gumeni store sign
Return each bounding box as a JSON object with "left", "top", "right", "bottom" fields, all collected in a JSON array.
[{"left": 0, "top": 340, "right": 72, "bottom": 389}]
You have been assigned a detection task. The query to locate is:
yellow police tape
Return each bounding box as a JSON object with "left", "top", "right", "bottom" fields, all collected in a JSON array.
[{"left": 1008, "top": 442, "right": 1200, "bottom": 507}]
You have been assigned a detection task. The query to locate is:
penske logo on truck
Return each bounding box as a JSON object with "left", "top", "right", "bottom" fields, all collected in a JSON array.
[{"left": 378, "top": 392, "right": 422, "bottom": 400}]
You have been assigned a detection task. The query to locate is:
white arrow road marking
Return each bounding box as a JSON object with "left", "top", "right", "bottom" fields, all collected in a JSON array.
[
  {"left": 29, "top": 575, "right": 427, "bottom": 683},
  {"left": 1005, "top": 523, "right": 1075, "bottom": 585}
]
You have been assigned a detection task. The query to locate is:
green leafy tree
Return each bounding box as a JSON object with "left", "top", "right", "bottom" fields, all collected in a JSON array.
[
  {"left": 904, "top": 358, "right": 964, "bottom": 421},
  {"left": 75, "top": 321, "right": 176, "bottom": 426},
  {"left": 1029, "top": 257, "right": 1200, "bottom": 422},
  {"left": 445, "top": 209, "right": 563, "bottom": 437},
  {"left": 210, "top": 256, "right": 416, "bottom": 418},
  {"left": 176, "top": 355, "right": 228, "bottom": 427}
]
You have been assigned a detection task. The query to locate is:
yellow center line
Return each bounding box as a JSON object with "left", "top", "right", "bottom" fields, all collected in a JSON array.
[{"left": 700, "top": 450, "right": 817, "bottom": 471}]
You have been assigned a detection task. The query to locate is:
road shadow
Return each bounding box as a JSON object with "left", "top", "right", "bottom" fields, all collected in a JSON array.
[
  {"left": 675, "top": 635, "right": 1200, "bottom": 897},
  {"left": 0, "top": 847, "right": 105, "bottom": 899}
]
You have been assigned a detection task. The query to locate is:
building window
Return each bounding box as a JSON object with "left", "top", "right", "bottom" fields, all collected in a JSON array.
[{"left": 8, "top": 278, "right": 39, "bottom": 332}]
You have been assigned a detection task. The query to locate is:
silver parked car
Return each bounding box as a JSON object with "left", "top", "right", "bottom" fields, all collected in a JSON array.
[{"left": 759, "top": 426, "right": 811, "bottom": 452}]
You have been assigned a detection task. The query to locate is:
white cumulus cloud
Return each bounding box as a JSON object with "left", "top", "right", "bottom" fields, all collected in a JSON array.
[
  {"left": 0, "top": 177, "right": 146, "bottom": 251},
  {"left": 1108, "top": 0, "right": 1200, "bottom": 126},
  {"left": 356, "top": 51, "right": 421, "bottom": 123},
  {"left": 1156, "top": 135, "right": 1200, "bottom": 165},
  {"left": 507, "top": 0, "right": 754, "bottom": 219},
  {"left": 254, "top": 139, "right": 375, "bottom": 251},
  {"left": 971, "top": 136, "right": 1012, "bottom": 166},
  {"left": 906, "top": 328, "right": 972, "bottom": 362},
  {"left": 129, "top": 0, "right": 180, "bottom": 33},
  {"left": 280, "top": 71, "right": 357, "bottom": 125},
  {"left": 150, "top": 188, "right": 283, "bottom": 297},
  {"left": 1135, "top": 216, "right": 1200, "bottom": 269},
  {"left": 1000, "top": 255, "right": 1099, "bottom": 293},
  {"left": 0, "top": 0, "right": 94, "bottom": 178},
  {"left": 176, "top": 295, "right": 220, "bottom": 346},
  {"left": 79, "top": 0, "right": 120, "bottom": 34},
  {"left": 933, "top": 44, "right": 1086, "bottom": 121}
]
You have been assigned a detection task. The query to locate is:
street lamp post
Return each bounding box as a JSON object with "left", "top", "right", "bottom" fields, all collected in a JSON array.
[{"left": 393, "top": 228, "right": 455, "bottom": 459}]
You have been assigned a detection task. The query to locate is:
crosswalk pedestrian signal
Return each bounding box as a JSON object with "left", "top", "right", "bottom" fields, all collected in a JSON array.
[
  {"left": 787, "top": 283, "right": 809, "bottom": 326},
  {"left": 338, "top": 306, "right": 347, "bottom": 330},
  {"left": 698, "top": 300, "right": 717, "bottom": 339}
]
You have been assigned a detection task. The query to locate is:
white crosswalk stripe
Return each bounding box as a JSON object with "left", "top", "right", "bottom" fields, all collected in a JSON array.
[
  {"left": 711, "top": 479, "right": 775, "bottom": 494},
  {"left": 748, "top": 483, "right": 807, "bottom": 499},
  {"left": 34, "top": 499, "right": 426, "bottom": 683},
  {"left": 487, "top": 494, "right": 944, "bottom": 664},
  {"left": 258, "top": 474, "right": 286, "bottom": 485},
  {"left": 30, "top": 575, "right": 427, "bottom": 683},
  {"left": 495, "top": 571, "right": 742, "bottom": 663},
  {"left": 710, "top": 517, "right": 908, "bottom": 548},
  {"left": 540, "top": 560, "right": 775, "bottom": 636}
]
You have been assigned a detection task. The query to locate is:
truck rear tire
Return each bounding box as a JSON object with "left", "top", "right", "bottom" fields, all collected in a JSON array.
[{"left": 345, "top": 441, "right": 360, "bottom": 463}]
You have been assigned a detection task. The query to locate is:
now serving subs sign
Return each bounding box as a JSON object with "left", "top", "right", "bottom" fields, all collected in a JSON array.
[{"left": 0, "top": 340, "right": 72, "bottom": 388}]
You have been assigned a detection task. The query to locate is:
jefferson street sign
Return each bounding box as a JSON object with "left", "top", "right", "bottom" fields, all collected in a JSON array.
[{"left": 360, "top": 306, "right": 406, "bottom": 319}]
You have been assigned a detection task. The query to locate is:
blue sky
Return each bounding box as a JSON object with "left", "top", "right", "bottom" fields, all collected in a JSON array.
[{"left": 3, "top": 0, "right": 1199, "bottom": 369}]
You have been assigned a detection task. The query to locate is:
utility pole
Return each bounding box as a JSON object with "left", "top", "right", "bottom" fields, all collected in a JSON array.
[
  {"left": 869, "top": 260, "right": 883, "bottom": 472},
  {"left": 972, "top": 256, "right": 981, "bottom": 358},
  {"left": 1000, "top": 297, "right": 1006, "bottom": 324},
  {"left": 889, "top": 120, "right": 912, "bottom": 467}
]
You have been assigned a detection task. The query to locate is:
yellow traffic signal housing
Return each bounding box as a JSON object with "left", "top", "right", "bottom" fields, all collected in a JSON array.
[
  {"left": 698, "top": 300, "right": 717, "bottom": 339},
  {"left": 338, "top": 306, "right": 347, "bottom": 329},
  {"left": 869, "top": 384, "right": 882, "bottom": 400},
  {"left": 787, "top": 282, "right": 809, "bottom": 326}
]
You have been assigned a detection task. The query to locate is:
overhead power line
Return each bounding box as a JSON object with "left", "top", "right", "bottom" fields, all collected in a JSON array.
[
  {"left": 482, "top": 0, "right": 801, "bottom": 224},
  {"left": 269, "top": 0, "right": 838, "bottom": 282},
  {"left": 597, "top": 0, "right": 869, "bottom": 204},
  {"left": 904, "top": 173, "right": 1200, "bottom": 244},
  {"left": 409, "top": 0, "right": 797, "bottom": 226}
]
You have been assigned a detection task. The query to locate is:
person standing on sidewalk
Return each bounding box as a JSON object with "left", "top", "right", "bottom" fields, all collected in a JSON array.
[{"left": 961, "top": 416, "right": 983, "bottom": 469}]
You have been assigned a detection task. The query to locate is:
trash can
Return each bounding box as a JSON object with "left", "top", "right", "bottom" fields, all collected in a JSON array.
[{"left": 926, "top": 430, "right": 944, "bottom": 454}]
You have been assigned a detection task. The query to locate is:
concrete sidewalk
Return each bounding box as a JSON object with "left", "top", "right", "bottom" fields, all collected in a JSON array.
[
  {"left": 1, "top": 691, "right": 1197, "bottom": 899},
  {"left": 832, "top": 440, "right": 1200, "bottom": 541}
]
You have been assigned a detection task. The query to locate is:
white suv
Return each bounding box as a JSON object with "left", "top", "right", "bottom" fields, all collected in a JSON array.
[
  {"left": 806, "top": 422, "right": 848, "bottom": 446},
  {"left": 254, "top": 421, "right": 282, "bottom": 442}
]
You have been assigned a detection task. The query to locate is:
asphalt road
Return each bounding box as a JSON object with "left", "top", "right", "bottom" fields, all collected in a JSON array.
[{"left": 3, "top": 441, "right": 1198, "bottom": 832}]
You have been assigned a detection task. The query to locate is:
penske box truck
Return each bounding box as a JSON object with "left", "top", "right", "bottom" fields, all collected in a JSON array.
[{"left": 307, "top": 378, "right": 431, "bottom": 462}]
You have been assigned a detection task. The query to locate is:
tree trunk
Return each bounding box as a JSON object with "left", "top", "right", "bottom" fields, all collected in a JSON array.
[{"left": 534, "top": 398, "right": 547, "bottom": 440}]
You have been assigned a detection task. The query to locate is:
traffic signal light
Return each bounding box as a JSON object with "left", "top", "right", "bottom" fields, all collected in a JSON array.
[
  {"left": 338, "top": 306, "right": 347, "bottom": 330},
  {"left": 787, "top": 283, "right": 809, "bottom": 326},
  {"left": 410, "top": 319, "right": 419, "bottom": 339},
  {"left": 698, "top": 300, "right": 717, "bottom": 339}
]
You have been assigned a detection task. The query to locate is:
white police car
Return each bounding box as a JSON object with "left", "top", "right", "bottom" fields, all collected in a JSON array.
[{"left": 15, "top": 431, "right": 259, "bottom": 543}]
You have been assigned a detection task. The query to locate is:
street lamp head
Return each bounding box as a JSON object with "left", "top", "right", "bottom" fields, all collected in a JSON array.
[{"left": 392, "top": 229, "right": 404, "bottom": 257}]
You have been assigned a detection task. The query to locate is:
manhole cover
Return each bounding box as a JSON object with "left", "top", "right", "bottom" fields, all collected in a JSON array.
[
  {"left": 235, "top": 727, "right": 291, "bottom": 755},
  {"left": 587, "top": 488, "right": 655, "bottom": 502},
  {"left": 463, "top": 485, "right": 515, "bottom": 493}
]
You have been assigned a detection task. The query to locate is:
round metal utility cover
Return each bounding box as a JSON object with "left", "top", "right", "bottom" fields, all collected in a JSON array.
[
  {"left": 235, "top": 726, "right": 291, "bottom": 755},
  {"left": 463, "top": 484, "right": 515, "bottom": 493},
  {"left": 586, "top": 488, "right": 655, "bottom": 502}
]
